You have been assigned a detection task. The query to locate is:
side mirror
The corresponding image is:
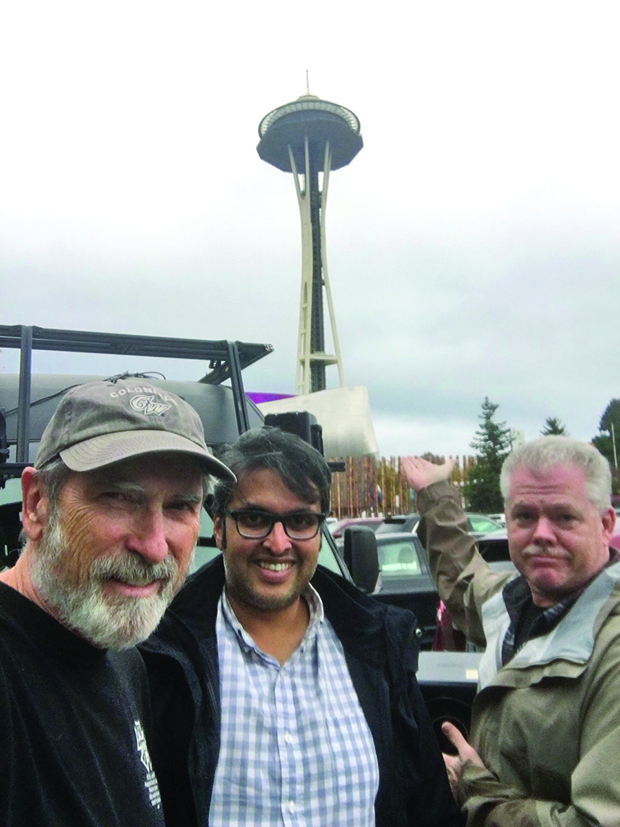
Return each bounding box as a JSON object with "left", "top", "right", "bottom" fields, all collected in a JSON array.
[{"left": 342, "top": 525, "right": 380, "bottom": 593}]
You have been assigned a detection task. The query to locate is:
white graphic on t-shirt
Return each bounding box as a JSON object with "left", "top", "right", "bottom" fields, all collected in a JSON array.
[{"left": 134, "top": 719, "right": 162, "bottom": 809}]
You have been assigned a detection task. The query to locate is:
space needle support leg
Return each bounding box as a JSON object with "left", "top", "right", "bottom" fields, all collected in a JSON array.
[
  {"left": 320, "top": 141, "right": 345, "bottom": 387},
  {"left": 291, "top": 139, "right": 313, "bottom": 396}
]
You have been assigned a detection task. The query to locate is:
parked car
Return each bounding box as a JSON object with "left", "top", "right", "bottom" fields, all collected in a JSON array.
[
  {"left": 337, "top": 531, "right": 438, "bottom": 648},
  {"left": 337, "top": 525, "right": 517, "bottom": 652},
  {"left": 330, "top": 516, "right": 384, "bottom": 538},
  {"left": 486, "top": 512, "right": 506, "bottom": 527},
  {"left": 376, "top": 512, "right": 504, "bottom": 539}
]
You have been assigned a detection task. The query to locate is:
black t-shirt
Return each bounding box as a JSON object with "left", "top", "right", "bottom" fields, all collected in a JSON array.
[{"left": 0, "top": 582, "right": 165, "bottom": 827}]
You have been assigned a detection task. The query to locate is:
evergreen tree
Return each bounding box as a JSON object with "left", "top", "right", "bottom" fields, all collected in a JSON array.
[
  {"left": 541, "top": 416, "right": 568, "bottom": 436},
  {"left": 463, "top": 397, "right": 512, "bottom": 512},
  {"left": 592, "top": 400, "right": 620, "bottom": 494}
]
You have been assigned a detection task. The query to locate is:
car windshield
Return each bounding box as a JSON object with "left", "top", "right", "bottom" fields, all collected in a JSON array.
[
  {"left": 377, "top": 538, "right": 422, "bottom": 576},
  {"left": 468, "top": 515, "right": 503, "bottom": 534}
]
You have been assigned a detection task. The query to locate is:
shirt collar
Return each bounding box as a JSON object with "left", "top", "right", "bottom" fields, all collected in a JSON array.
[{"left": 220, "top": 583, "right": 324, "bottom": 657}]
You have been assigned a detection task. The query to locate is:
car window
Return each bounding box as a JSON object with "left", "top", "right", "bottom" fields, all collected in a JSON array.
[
  {"left": 377, "top": 540, "right": 422, "bottom": 576},
  {"left": 469, "top": 515, "right": 502, "bottom": 534},
  {"left": 478, "top": 536, "right": 511, "bottom": 562},
  {"left": 189, "top": 510, "right": 219, "bottom": 572},
  {"left": 0, "top": 478, "right": 21, "bottom": 508},
  {"left": 318, "top": 532, "right": 347, "bottom": 575}
]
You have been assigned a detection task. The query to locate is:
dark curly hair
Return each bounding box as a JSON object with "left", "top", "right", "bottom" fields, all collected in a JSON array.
[{"left": 211, "top": 427, "right": 331, "bottom": 516}]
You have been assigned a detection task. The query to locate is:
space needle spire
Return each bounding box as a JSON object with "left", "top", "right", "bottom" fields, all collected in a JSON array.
[{"left": 257, "top": 89, "right": 363, "bottom": 394}]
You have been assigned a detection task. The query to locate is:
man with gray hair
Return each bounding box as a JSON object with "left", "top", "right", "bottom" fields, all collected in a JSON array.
[
  {"left": 0, "top": 377, "right": 234, "bottom": 826},
  {"left": 402, "top": 436, "right": 620, "bottom": 826}
]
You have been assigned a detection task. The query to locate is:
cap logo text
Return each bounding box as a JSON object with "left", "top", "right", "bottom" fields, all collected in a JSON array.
[{"left": 130, "top": 395, "right": 171, "bottom": 416}]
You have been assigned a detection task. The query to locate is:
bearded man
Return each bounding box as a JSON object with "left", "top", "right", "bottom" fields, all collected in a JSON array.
[{"left": 0, "top": 377, "right": 234, "bottom": 826}]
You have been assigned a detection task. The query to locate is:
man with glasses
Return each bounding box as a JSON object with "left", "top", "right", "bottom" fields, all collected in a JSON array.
[{"left": 141, "top": 427, "right": 461, "bottom": 827}]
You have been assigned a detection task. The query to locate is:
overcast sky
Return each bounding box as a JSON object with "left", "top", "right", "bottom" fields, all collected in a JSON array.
[{"left": 2, "top": 1, "right": 619, "bottom": 459}]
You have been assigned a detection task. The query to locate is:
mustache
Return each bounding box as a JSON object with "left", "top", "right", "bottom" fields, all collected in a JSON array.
[
  {"left": 521, "top": 546, "right": 569, "bottom": 560},
  {"left": 89, "top": 553, "right": 178, "bottom": 586}
]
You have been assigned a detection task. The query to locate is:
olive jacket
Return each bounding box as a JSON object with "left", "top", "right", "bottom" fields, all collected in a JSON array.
[{"left": 417, "top": 481, "right": 620, "bottom": 827}]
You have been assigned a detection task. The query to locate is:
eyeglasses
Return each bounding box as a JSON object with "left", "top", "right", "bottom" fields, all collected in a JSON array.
[{"left": 226, "top": 509, "right": 326, "bottom": 540}]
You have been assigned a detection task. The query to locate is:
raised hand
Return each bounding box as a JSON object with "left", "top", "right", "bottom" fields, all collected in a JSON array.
[{"left": 400, "top": 456, "right": 456, "bottom": 493}]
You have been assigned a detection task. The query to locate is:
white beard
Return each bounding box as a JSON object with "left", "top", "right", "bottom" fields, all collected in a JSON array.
[{"left": 30, "top": 514, "right": 191, "bottom": 649}]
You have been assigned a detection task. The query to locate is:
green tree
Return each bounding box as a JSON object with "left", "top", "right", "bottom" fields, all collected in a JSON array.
[
  {"left": 541, "top": 416, "right": 568, "bottom": 436},
  {"left": 592, "top": 400, "right": 620, "bottom": 495},
  {"left": 463, "top": 397, "right": 512, "bottom": 512}
]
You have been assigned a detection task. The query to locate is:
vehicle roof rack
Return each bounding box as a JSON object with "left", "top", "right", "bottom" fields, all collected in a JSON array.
[{"left": 0, "top": 324, "right": 273, "bottom": 477}]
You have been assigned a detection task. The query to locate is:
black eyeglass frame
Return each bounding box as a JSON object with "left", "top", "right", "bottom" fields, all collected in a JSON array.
[{"left": 225, "top": 508, "right": 327, "bottom": 540}]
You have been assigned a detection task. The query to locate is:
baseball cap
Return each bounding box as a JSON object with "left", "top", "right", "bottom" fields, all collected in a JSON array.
[{"left": 35, "top": 378, "right": 235, "bottom": 481}]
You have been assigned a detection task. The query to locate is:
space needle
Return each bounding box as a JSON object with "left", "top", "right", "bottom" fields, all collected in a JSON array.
[{"left": 257, "top": 89, "right": 363, "bottom": 395}]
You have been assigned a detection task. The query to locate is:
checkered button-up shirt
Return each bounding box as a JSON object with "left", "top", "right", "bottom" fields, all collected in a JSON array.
[{"left": 209, "top": 586, "right": 379, "bottom": 826}]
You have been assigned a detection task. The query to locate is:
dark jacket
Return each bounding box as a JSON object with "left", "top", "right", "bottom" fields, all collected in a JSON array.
[{"left": 141, "top": 557, "right": 462, "bottom": 827}]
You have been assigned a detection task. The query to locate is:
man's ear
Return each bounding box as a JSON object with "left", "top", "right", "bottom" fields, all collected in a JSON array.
[
  {"left": 601, "top": 506, "right": 616, "bottom": 544},
  {"left": 21, "top": 467, "right": 49, "bottom": 542},
  {"left": 213, "top": 514, "right": 226, "bottom": 550}
]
